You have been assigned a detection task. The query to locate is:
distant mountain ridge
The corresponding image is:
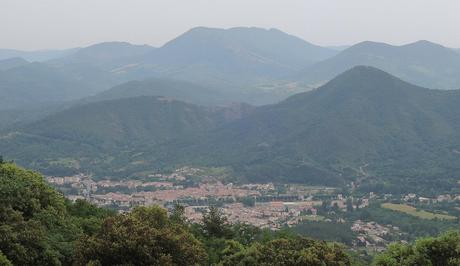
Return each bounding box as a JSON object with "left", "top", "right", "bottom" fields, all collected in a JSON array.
[
  {"left": 298, "top": 40, "right": 460, "bottom": 90},
  {"left": 0, "top": 57, "right": 28, "bottom": 71},
  {"left": 137, "top": 27, "right": 337, "bottom": 87},
  {"left": 83, "top": 78, "right": 232, "bottom": 106},
  {"left": 0, "top": 62, "right": 96, "bottom": 110},
  {"left": 0, "top": 27, "right": 338, "bottom": 112},
  {"left": 0, "top": 47, "right": 79, "bottom": 62}
]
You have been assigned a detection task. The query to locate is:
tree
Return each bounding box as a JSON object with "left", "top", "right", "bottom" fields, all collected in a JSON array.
[
  {"left": 170, "top": 203, "right": 186, "bottom": 225},
  {"left": 321, "top": 199, "right": 331, "bottom": 213},
  {"left": 0, "top": 251, "right": 13, "bottom": 266},
  {"left": 202, "top": 206, "right": 232, "bottom": 238},
  {"left": 73, "top": 205, "right": 207, "bottom": 266},
  {"left": 241, "top": 196, "right": 255, "bottom": 207},
  {"left": 221, "top": 237, "right": 351, "bottom": 266},
  {"left": 373, "top": 230, "right": 460, "bottom": 266},
  {"left": 0, "top": 162, "right": 79, "bottom": 265},
  {"left": 346, "top": 198, "right": 354, "bottom": 212}
]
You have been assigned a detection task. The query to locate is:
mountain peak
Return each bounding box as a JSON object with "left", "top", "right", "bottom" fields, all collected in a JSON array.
[
  {"left": 287, "top": 66, "right": 425, "bottom": 105},
  {"left": 336, "top": 65, "right": 394, "bottom": 78},
  {"left": 404, "top": 40, "right": 444, "bottom": 48},
  {"left": 347, "top": 41, "right": 393, "bottom": 50}
]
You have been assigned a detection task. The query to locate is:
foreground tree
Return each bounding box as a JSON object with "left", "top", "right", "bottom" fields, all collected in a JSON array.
[
  {"left": 73, "top": 206, "right": 207, "bottom": 266},
  {"left": 220, "top": 237, "right": 351, "bottom": 266},
  {"left": 202, "top": 205, "right": 232, "bottom": 239},
  {"left": 373, "top": 230, "right": 460, "bottom": 266},
  {"left": 0, "top": 162, "right": 80, "bottom": 265}
]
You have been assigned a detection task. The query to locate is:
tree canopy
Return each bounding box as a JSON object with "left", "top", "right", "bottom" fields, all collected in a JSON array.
[
  {"left": 373, "top": 230, "right": 460, "bottom": 266},
  {"left": 73, "top": 206, "right": 207, "bottom": 266},
  {"left": 1, "top": 162, "right": 458, "bottom": 265}
]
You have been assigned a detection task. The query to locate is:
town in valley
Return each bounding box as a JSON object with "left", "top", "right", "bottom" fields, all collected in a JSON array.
[{"left": 46, "top": 166, "right": 460, "bottom": 253}]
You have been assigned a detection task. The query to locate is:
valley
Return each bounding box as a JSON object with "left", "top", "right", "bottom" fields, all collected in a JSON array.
[
  {"left": 45, "top": 164, "right": 459, "bottom": 255},
  {"left": 2, "top": 19, "right": 460, "bottom": 265}
]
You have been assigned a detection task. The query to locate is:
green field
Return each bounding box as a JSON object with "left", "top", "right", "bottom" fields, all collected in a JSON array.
[
  {"left": 381, "top": 203, "right": 456, "bottom": 220},
  {"left": 301, "top": 215, "right": 325, "bottom": 221}
]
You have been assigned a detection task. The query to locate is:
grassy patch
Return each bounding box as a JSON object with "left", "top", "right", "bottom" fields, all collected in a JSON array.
[
  {"left": 381, "top": 203, "right": 456, "bottom": 220},
  {"left": 301, "top": 215, "right": 325, "bottom": 221}
]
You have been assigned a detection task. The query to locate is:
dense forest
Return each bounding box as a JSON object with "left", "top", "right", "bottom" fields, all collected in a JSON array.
[{"left": 1, "top": 161, "right": 459, "bottom": 265}]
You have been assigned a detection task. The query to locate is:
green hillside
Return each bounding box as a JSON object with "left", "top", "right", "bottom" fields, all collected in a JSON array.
[
  {"left": 190, "top": 66, "right": 460, "bottom": 188},
  {"left": 2, "top": 67, "right": 460, "bottom": 190}
]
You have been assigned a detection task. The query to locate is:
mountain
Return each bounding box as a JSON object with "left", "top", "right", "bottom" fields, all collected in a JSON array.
[
  {"left": 3, "top": 66, "right": 460, "bottom": 191},
  {"left": 0, "top": 96, "right": 252, "bottom": 175},
  {"left": 0, "top": 62, "right": 97, "bottom": 110},
  {"left": 85, "top": 78, "right": 299, "bottom": 106},
  {"left": 0, "top": 57, "right": 28, "bottom": 71},
  {"left": 43, "top": 30, "right": 337, "bottom": 105},
  {"left": 298, "top": 40, "right": 460, "bottom": 90},
  {"left": 22, "top": 96, "right": 226, "bottom": 148},
  {"left": 45, "top": 42, "right": 156, "bottom": 92},
  {"left": 52, "top": 42, "right": 155, "bottom": 69},
  {"left": 191, "top": 66, "right": 460, "bottom": 187},
  {"left": 327, "top": 45, "right": 351, "bottom": 51},
  {"left": 128, "top": 27, "right": 337, "bottom": 89},
  {"left": 0, "top": 47, "right": 79, "bottom": 62},
  {"left": 84, "top": 78, "right": 240, "bottom": 107}
]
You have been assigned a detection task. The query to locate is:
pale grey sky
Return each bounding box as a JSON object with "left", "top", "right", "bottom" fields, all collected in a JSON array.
[{"left": 2, "top": 0, "right": 460, "bottom": 50}]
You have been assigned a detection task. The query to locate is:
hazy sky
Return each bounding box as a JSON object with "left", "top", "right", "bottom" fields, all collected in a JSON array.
[{"left": 2, "top": 0, "right": 460, "bottom": 50}]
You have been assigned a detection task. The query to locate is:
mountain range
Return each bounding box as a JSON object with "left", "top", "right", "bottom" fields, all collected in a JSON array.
[
  {"left": 2, "top": 28, "right": 460, "bottom": 115},
  {"left": 0, "top": 47, "right": 79, "bottom": 62},
  {"left": 0, "top": 57, "right": 29, "bottom": 71},
  {"left": 0, "top": 27, "right": 339, "bottom": 112},
  {"left": 298, "top": 40, "right": 460, "bottom": 90},
  {"left": 0, "top": 62, "right": 95, "bottom": 110},
  {"left": 2, "top": 66, "right": 460, "bottom": 192},
  {"left": 136, "top": 27, "right": 337, "bottom": 86}
]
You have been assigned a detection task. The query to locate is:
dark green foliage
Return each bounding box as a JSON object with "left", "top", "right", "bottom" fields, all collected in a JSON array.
[
  {"left": 0, "top": 163, "right": 110, "bottom": 265},
  {"left": 201, "top": 206, "right": 233, "bottom": 239},
  {"left": 373, "top": 230, "right": 460, "bottom": 266},
  {"left": 220, "top": 237, "right": 351, "bottom": 266},
  {"left": 73, "top": 206, "right": 207, "bottom": 266},
  {"left": 0, "top": 250, "right": 12, "bottom": 266},
  {"left": 241, "top": 196, "right": 256, "bottom": 207},
  {"left": 66, "top": 199, "right": 114, "bottom": 235},
  {"left": 0, "top": 163, "right": 77, "bottom": 265},
  {"left": 291, "top": 221, "right": 357, "bottom": 245}
]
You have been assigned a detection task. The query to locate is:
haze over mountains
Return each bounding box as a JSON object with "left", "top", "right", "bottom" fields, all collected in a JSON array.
[
  {"left": 2, "top": 27, "right": 460, "bottom": 113},
  {"left": 299, "top": 40, "right": 460, "bottom": 90},
  {"left": 0, "top": 27, "right": 339, "bottom": 113},
  {"left": 2, "top": 26, "right": 460, "bottom": 193},
  {"left": 138, "top": 27, "right": 337, "bottom": 85},
  {"left": 0, "top": 47, "right": 79, "bottom": 62}
]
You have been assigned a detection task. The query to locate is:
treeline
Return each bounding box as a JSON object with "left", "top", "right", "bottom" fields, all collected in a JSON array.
[{"left": 1, "top": 162, "right": 459, "bottom": 265}]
